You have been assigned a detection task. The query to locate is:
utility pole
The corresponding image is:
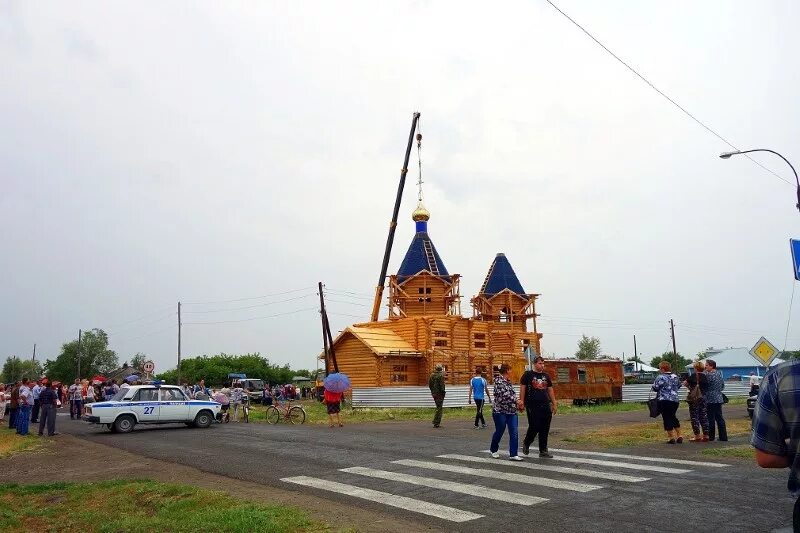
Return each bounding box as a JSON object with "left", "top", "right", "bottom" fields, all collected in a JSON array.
[
  {"left": 633, "top": 335, "right": 638, "bottom": 372},
  {"left": 670, "top": 319, "right": 677, "bottom": 361},
  {"left": 318, "top": 282, "right": 330, "bottom": 376},
  {"left": 177, "top": 301, "right": 182, "bottom": 385},
  {"left": 76, "top": 329, "right": 82, "bottom": 380},
  {"left": 32, "top": 343, "right": 36, "bottom": 363}
]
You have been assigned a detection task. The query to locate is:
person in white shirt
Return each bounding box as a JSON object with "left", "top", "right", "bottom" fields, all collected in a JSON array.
[
  {"left": 30, "top": 380, "right": 43, "bottom": 424},
  {"left": 749, "top": 372, "right": 761, "bottom": 396},
  {"left": 16, "top": 378, "right": 33, "bottom": 435},
  {"left": 231, "top": 385, "right": 244, "bottom": 422},
  {"left": 68, "top": 379, "right": 83, "bottom": 420}
]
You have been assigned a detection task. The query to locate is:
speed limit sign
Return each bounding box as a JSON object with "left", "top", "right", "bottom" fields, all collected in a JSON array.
[{"left": 143, "top": 361, "right": 155, "bottom": 373}]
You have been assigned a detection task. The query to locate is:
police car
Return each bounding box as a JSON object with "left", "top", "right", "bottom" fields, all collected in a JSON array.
[{"left": 83, "top": 383, "right": 221, "bottom": 433}]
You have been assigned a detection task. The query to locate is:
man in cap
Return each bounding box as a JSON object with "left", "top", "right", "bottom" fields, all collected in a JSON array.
[{"left": 428, "top": 364, "right": 446, "bottom": 428}]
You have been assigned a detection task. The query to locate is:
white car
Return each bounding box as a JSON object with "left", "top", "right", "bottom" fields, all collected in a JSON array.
[{"left": 84, "top": 384, "right": 221, "bottom": 433}]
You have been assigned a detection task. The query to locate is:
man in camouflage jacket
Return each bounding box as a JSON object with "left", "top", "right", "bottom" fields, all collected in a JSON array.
[{"left": 429, "top": 365, "right": 446, "bottom": 428}]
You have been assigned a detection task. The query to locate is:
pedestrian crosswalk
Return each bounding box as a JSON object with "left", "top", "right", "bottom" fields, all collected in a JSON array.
[{"left": 281, "top": 448, "right": 731, "bottom": 524}]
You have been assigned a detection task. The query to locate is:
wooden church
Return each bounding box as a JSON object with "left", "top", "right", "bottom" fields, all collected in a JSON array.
[{"left": 326, "top": 198, "right": 542, "bottom": 387}]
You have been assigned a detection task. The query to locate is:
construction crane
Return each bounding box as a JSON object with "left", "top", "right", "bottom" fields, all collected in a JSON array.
[{"left": 370, "top": 112, "right": 421, "bottom": 322}]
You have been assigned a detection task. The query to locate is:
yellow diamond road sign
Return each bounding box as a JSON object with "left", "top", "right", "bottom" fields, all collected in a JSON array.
[{"left": 749, "top": 337, "right": 779, "bottom": 366}]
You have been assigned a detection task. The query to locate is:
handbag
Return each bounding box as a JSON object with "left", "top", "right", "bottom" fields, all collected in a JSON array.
[
  {"left": 722, "top": 393, "right": 729, "bottom": 404},
  {"left": 687, "top": 375, "right": 703, "bottom": 404},
  {"left": 647, "top": 392, "right": 661, "bottom": 418}
]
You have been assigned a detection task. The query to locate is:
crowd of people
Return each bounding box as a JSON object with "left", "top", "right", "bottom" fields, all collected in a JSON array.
[{"left": 0, "top": 376, "right": 151, "bottom": 437}]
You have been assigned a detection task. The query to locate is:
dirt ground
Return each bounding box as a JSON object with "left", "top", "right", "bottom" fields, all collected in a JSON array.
[{"left": 2, "top": 435, "right": 440, "bottom": 533}]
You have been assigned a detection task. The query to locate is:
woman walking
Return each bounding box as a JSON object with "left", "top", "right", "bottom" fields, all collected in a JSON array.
[
  {"left": 684, "top": 361, "right": 709, "bottom": 442},
  {"left": 652, "top": 361, "right": 683, "bottom": 444},
  {"left": 489, "top": 364, "right": 523, "bottom": 461}
]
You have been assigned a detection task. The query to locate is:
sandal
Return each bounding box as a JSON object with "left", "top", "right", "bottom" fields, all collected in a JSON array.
[{"left": 676, "top": 437, "right": 683, "bottom": 444}]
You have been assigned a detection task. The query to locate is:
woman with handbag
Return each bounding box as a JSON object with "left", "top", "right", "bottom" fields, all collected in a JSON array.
[
  {"left": 652, "top": 361, "right": 683, "bottom": 444},
  {"left": 684, "top": 361, "right": 709, "bottom": 442}
]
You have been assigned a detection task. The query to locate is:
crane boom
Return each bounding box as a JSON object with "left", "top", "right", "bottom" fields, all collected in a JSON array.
[{"left": 370, "top": 112, "right": 421, "bottom": 322}]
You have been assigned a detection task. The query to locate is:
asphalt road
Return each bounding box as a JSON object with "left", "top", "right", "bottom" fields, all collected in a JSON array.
[{"left": 58, "top": 412, "right": 792, "bottom": 533}]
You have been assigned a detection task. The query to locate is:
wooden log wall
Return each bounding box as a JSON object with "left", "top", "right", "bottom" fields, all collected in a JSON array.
[
  {"left": 326, "top": 335, "right": 378, "bottom": 388},
  {"left": 395, "top": 275, "right": 451, "bottom": 317}
]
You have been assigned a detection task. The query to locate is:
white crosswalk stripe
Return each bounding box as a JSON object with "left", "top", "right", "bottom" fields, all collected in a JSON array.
[
  {"left": 438, "top": 454, "right": 650, "bottom": 482},
  {"left": 283, "top": 449, "right": 731, "bottom": 523},
  {"left": 393, "top": 459, "right": 602, "bottom": 492},
  {"left": 483, "top": 450, "right": 691, "bottom": 474},
  {"left": 341, "top": 466, "right": 548, "bottom": 506},
  {"left": 281, "top": 476, "right": 484, "bottom": 522},
  {"left": 548, "top": 448, "right": 731, "bottom": 468}
]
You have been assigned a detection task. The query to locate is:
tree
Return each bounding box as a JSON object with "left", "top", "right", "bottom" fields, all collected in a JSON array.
[
  {"left": 1, "top": 356, "right": 43, "bottom": 382},
  {"left": 779, "top": 350, "right": 800, "bottom": 360},
  {"left": 155, "top": 353, "right": 295, "bottom": 386},
  {"left": 650, "top": 351, "right": 692, "bottom": 373},
  {"left": 43, "top": 329, "right": 118, "bottom": 382},
  {"left": 575, "top": 335, "right": 601, "bottom": 360},
  {"left": 129, "top": 353, "right": 148, "bottom": 371}
]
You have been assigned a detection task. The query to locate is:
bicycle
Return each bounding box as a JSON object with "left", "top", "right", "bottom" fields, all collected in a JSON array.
[{"left": 265, "top": 400, "right": 306, "bottom": 424}]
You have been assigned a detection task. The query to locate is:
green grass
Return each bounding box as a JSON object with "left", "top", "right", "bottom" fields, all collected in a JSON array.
[
  {"left": 0, "top": 432, "right": 46, "bottom": 458},
  {"left": 0, "top": 480, "right": 324, "bottom": 532},
  {"left": 561, "top": 416, "right": 755, "bottom": 448},
  {"left": 247, "top": 399, "right": 651, "bottom": 425},
  {"left": 701, "top": 445, "right": 755, "bottom": 458}
]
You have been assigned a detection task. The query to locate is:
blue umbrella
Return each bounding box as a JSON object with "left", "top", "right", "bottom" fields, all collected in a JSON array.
[
  {"left": 323, "top": 373, "right": 351, "bottom": 393},
  {"left": 125, "top": 375, "right": 140, "bottom": 382}
]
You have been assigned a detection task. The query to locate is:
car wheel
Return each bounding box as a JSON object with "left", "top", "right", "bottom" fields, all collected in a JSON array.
[
  {"left": 194, "top": 410, "right": 213, "bottom": 428},
  {"left": 114, "top": 414, "right": 135, "bottom": 434}
]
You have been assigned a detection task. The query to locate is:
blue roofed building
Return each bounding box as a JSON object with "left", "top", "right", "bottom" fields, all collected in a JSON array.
[{"left": 699, "top": 346, "right": 781, "bottom": 379}]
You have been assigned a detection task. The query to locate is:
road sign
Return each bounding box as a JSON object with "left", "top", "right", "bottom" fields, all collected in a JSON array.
[
  {"left": 790, "top": 239, "right": 800, "bottom": 281},
  {"left": 749, "top": 337, "right": 780, "bottom": 367},
  {"left": 143, "top": 360, "right": 155, "bottom": 373}
]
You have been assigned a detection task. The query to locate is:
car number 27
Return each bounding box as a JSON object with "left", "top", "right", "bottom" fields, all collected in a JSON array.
[{"left": 143, "top": 406, "right": 155, "bottom": 414}]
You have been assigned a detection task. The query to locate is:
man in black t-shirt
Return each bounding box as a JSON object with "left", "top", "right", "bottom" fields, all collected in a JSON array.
[{"left": 518, "top": 356, "right": 557, "bottom": 458}]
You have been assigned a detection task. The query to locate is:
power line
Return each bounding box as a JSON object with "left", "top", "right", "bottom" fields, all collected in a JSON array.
[
  {"left": 544, "top": 0, "right": 793, "bottom": 187},
  {"left": 105, "top": 312, "right": 176, "bottom": 336},
  {"left": 182, "top": 293, "right": 317, "bottom": 314},
  {"left": 102, "top": 304, "right": 176, "bottom": 329},
  {"left": 182, "top": 286, "right": 315, "bottom": 305},
  {"left": 183, "top": 306, "right": 318, "bottom": 325}
]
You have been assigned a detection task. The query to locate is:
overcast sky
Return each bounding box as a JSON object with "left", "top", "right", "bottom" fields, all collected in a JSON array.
[{"left": 2, "top": 1, "right": 799, "bottom": 375}]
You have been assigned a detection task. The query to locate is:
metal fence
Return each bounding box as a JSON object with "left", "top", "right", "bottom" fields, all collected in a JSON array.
[
  {"left": 351, "top": 382, "right": 753, "bottom": 408},
  {"left": 619, "top": 382, "right": 751, "bottom": 402}
]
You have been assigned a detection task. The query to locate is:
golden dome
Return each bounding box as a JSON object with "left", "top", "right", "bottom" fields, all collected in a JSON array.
[{"left": 412, "top": 201, "right": 430, "bottom": 222}]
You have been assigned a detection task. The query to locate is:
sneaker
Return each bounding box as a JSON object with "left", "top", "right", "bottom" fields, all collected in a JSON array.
[
  {"left": 490, "top": 452, "right": 500, "bottom": 458},
  {"left": 539, "top": 451, "right": 554, "bottom": 458},
  {"left": 481, "top": 424, "right": 487, "bottom": 429},
  {"left": 473, "top": 426, "right": 480, "bottom": 430},
  {"left": 522, "top": 444, "right": 530, "bottom": 456},
  {"left": 509, "top": 455, "right": 523, "bottom": 461}
]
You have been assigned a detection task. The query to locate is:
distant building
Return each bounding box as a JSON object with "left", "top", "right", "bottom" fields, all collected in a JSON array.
[{"left": 697, "top": 347, "right": 781, "bottom": 379}]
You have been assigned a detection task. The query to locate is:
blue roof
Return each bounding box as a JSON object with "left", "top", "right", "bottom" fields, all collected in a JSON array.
[
  {"left": 397, "top": 229, "right": 450, "bottom": 279},
  {"left": 480, "top": 253, "right": 526, "bottom": 295}
]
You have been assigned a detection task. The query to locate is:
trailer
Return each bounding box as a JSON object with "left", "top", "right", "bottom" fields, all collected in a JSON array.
[{"left": 542, "top": 359, "right": 624, "bottom": 405}]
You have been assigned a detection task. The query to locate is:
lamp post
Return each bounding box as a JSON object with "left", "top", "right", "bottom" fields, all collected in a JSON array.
[{"left": 719, "top": 149, "right": 800, "bottom": 213}]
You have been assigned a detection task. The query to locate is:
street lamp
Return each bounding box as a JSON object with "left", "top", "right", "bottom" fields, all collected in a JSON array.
[{"left": 719, "top": 149, "right": 800, "bottom": 213}]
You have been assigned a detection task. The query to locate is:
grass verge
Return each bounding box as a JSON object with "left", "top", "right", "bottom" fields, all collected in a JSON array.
[
  {"left": 0, "top": 479, "right": 324, "bottom": 532},
  {"left": 0, "top": 432, "right": 46, "bottom": 457},
  {"left": 247, "top": 399, "right": 650, "bottom": 425},
  {"left": 562, "top": 416, "right": 754, "bottom": 448},
  {"left": 701, "top": 445, "right": 754, "bottom": 458}
]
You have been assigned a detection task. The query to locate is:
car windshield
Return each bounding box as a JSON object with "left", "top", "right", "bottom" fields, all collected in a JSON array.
[
  {"left": 247, "top": 380, "right": 264, "bottom": 390},
  {"left": 112, "top": 388, "right": 129, "bottom": 401}
]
